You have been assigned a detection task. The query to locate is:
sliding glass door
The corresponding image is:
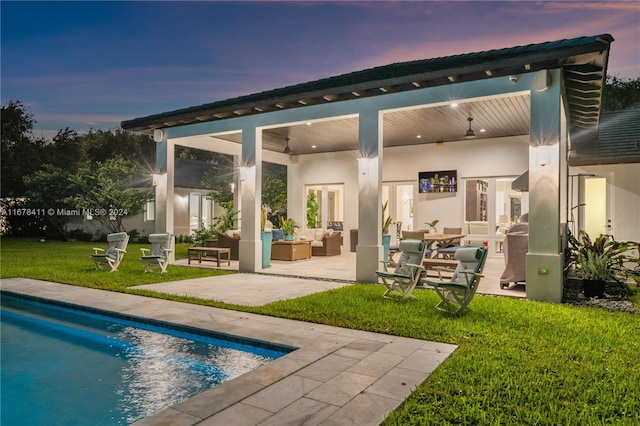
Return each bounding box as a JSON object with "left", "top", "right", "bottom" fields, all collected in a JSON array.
[
  {"left": 464, "top": 177, "right": 527, "bottom": 255},
  {"left": 305, "top": 184, "right": 344, "bottom": 229}
]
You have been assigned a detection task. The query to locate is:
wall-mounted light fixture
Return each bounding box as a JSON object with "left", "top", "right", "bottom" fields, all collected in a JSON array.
[
  {"left": 151, "top": 173, "right": 166, "bottom": 187},
  {"left": 153, "top": 129, "right": 164, "bottom": 142},
  {"left": 238, "top": 166, "right": 249, "bottom": 182},
  {"left": 357, "top": 157, "right": 374, "bottom": 175},
  {"left": 533, "top": 145, "right": 552, "bottom": 167}
]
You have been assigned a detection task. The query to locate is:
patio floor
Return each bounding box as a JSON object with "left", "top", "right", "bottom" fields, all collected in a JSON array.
[{"left": 174, "top": 250, "right": 527, "bottom": 301}]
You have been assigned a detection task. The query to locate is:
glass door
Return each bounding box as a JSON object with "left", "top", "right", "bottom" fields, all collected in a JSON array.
[
  {"left": 305, "top": 184, "right": 344, "bottom": 230},
  {"left": 584, "top": 176, "right": 610, "bottom": 238},
  {"left": 464, "top": 177, "right": 528, "bottom": 256},
  {"left": 382, "top": 182, "right": 415, "bottom": 245}
]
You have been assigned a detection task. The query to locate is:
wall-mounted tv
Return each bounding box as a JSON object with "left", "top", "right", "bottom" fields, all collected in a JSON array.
[{"left": 419, "top": 170, "right": 457, "bottom": 193}]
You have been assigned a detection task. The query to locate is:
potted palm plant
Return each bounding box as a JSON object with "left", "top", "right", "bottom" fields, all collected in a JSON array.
[
  {"left": 260, "top": 205, "right": 272, "bottom": 268},
  {"left": 425, "top": 219, "right": 440, "bottom": 234},
  {"left": 577, "top": 250, "right": 613, "bottom": 299},
  {"left": 279, "top": 216, "right": 296, "bottom": 241},
  {"left": 381, "top": 201, "right": 392, "bottom": 263}
]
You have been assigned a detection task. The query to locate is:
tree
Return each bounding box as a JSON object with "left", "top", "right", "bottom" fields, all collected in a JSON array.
[
  {"left": 602, "top": 75, "right": 640, "bottom": 112},
  {"left": 1, "top": 101, "right": 46, "bottom": 198},
  {"left": 72, "top": 158, "right": 152, "bottom": 233},
  {"left": 23, "top": 165, "right": 78, "bottom": 238},
  {"left": 200, "top": 153, "right": 236, "bottom": 209},
  {"left": 263, "top": 163, "right": 287, "bottom": 218},
  {"left": 81, "top": 128, "right": 155, "bottom": 167},
  {"left": 43, "top": 128, "right": 86, "bottom": 170}
]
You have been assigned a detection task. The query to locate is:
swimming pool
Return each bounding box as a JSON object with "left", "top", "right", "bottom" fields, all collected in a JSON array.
[{"left": 1, "top": 294, "right": 291, "bottom": 425}]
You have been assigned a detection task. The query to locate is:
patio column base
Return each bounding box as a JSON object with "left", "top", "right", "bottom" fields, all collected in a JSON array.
[
  {"left": 526, "top": 253, "right": 563, "bottom": 302},
  {"left": 356, "top": 244, "right": 382, "bottom": 283}
]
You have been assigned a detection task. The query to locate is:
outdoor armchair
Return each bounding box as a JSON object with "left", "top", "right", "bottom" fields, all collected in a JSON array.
[
  {"left": 376, "top": 239, "right": 427, "bottom": 299},
  {"left": 140, "top": 233, "right": 173, "bottom": 273},
  {"left": 311, "top": 231, "right": 342, "bottom": 256},
  {"left": 421, "top": 246, "right": 488, "bottom": 315},
  {"left": 91, "top": 232, "right": 129, "bottom": 272}
]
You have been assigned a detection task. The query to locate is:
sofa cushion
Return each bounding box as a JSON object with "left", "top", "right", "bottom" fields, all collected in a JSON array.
[
  {"left": 272, "top": 229, "right": 284, "bottom": 241},
  {"left": 322, "top": 229, "right": 335, "bottom": 240}
]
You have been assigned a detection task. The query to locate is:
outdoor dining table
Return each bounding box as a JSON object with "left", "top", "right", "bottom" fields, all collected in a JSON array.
[{"left": 420, "top": 233, "right": 466, "bottom": 258}]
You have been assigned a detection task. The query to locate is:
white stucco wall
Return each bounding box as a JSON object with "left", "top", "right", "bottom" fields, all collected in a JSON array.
[{"left": 288, "top": 135, "right": 530, "bottom": 249}]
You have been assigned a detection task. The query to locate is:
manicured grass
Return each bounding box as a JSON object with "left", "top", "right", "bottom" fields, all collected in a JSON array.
[
  {"left": 253, "top": 286, "right": 640, "bottom": 425},
  {"left": 2, "top": 238, "right": 639, "bottom": 424},
  {"left": 0, "top": 238, "right": 231, "bottom": 290}
]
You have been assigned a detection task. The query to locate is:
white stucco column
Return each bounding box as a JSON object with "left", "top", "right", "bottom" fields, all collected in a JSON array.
[
  {"left": 154, "top": 135, "right": 175, "bottom": 262},
  {"left": 239, "top": 125, "right": 262, "bottom": 272},
  {"left": 356, "top": 108, "right": 383, "bottom": 282},
  {"left": 526, "top": 69, "right": 564, "bottom": 302}
]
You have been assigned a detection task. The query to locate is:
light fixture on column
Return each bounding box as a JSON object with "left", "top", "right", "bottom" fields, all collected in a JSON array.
[
  {"left": 357, "top": 157, "right": 373, "bottom": 175},
  {"left": 534, "top": 145, "right": 552, "bottom": 167}
]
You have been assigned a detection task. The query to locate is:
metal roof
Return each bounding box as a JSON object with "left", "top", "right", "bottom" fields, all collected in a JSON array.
[
  {"left": 569, "top": 108, "right": 640, "bottom": 166},
  {"left": 122, "top": 34, "right": 613, "bottom": 148}
]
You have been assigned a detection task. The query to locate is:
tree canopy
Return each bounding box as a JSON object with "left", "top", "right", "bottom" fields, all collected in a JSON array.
[
  {"left": 1, "top": 100, "right": 155, "bottom": 238},
  {"left": 601, "top": 75, "right": 640, "bottom": 112}
]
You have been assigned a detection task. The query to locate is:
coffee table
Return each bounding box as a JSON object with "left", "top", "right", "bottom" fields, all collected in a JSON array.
[
  {"left": 271, "top": 240, "right": 312, "bottom": 261},
  {"left": 188, "top": 247, "right": 231, "bottom": 267}
]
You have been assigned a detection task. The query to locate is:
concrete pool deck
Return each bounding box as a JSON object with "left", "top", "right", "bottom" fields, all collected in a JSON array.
[{"left": 2, "top": 278, "right": 457, "bottom": 426}]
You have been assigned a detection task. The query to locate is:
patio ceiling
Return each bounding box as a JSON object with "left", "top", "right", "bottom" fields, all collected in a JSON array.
[{"left": 214, "top": 94, "right": 531, "bottom": 155}]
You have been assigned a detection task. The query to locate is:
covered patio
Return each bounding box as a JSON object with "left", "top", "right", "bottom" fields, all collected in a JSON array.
[{"left": 123, "top": 34, "right": 613, "bottom": 303}]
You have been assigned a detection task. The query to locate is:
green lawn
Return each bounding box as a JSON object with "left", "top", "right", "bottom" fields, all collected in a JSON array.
[
  {"left": 0, "top": 238, "right": 231, "bottom": 290},
  {"left": 1, "top": 238, "right": 639, "bottom": 424}
]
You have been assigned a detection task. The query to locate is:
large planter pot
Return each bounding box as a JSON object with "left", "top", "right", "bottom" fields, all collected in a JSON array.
[
  {"left": 583, "top": 279, "right": 605, "bottom": 299},
  {"left": 261, "top": 231, "right": 272, "bottom": 268},
  {"left": 382, "top": 234, "right": 391, "bottom": 265}
]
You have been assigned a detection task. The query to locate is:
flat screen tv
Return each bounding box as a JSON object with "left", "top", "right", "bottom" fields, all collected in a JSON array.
[{"left": 419, "top": 170, "right": 457, "bottom": 193}]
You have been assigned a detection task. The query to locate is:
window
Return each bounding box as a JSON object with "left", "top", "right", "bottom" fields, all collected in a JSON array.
[
  {"left": 144, "top": 200, "right": 155, "bottom": 222},
  {"left": 189, "top": 192, "right": 213, "bottom": 233}
]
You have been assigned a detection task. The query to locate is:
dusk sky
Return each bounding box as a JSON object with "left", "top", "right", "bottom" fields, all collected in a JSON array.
[{"left": 2, "top": 1, "right": 639, "bottom": 138}]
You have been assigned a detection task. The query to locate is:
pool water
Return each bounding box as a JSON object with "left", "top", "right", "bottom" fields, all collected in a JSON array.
[{"left": 1, "top": 294, "right": 290, "bottom": 425}]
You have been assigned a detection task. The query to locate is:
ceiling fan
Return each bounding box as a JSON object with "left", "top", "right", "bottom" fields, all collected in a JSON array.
[
  {"left": 465, "top": 116, "right": 476, "bottom": 139},
  {"left": 284, "top": 136, "right": 292, "bottom": 154}
]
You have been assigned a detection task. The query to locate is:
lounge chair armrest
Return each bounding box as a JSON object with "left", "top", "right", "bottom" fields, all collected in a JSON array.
[
  {"left": 163, "top": 248, "right": 173, "bottom": 255},
  {"left": 433, "top": 266, "right": 453, "bottom": 280},
  {"left": 114, "top": 248, "right": 127, "bottom": 253},
  {"left": 92, "top": 247, "right": 104, "bottom": 254},
  {"left": 433, "top": 266, "right": 454, "bottom": 271},
  {"left": 379, "top": 260, "right": 390, "bottom": 271},
  {"left": 140, "top": 248, "right": 150, "bottom": 256},
  {"left": 405, "top": 263, "right": 425, "bottom": 272},
  {"left": 458, "top": 270, "right": 483, "bottom": 285}
]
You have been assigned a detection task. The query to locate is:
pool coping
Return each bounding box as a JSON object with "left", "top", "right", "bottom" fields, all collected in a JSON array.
[{"left": 2, "top": 278, "right": 457, "bottom": 426}]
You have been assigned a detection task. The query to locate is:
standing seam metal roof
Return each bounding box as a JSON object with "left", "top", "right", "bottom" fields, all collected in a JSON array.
[{"left": 121, "top": 34, "right": 613, "bottom": 139}]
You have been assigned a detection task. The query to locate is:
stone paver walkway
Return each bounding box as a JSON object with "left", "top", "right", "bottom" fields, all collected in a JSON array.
[{"left": 2, "top": 278, "right": 457, "bottom": 425}]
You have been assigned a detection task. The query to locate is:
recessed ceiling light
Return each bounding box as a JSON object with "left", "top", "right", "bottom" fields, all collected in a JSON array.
[
  {"left": 311, "top": 145, "right": 316, "bottom": 149},
  {"left": 306, "top": 122, "right": 312, "bottom": 126},
  {"left": 451, "top": 103, "right": 458, "bottom": 108},
  {"left": 480, "top": 128, "right": 486, "bottom": 133},
  {"left": 416, "top": 135, "right": 422, "bottom": 139}
]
